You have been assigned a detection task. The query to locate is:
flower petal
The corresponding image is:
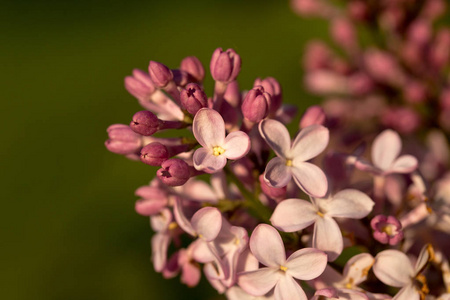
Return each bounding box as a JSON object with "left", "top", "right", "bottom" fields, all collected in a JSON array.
[
  {"left": 193, "top": 108, "right": 225, "bottom": 148},
  {"left": 373, "top": 250, "right": 414, "bottom": 287},
  {"left": 152, "top": 232, "right": 171, "bottom": 272},
  {"left": 264, "top": 157, "right": 292, "bottom": 188},
  {"left": 414, "top": 244, "right": 433, "bottom": 274},
  {"left": 393, "top": 284, "right": 420, "bottom": 300},
  {"left": 390, "top": 155, "right": 418, "bottom": 174},
  {"left": 223, "top": 131, "right": 251, "bottom": 160},
  {"left": 274, "top": 275, "right": 307, "bottom": 300},
  {"left": 342, "top": 253, "right": 375, "bottom": 286},
  {"left": 291, "top": 161, "right": 328, "bottom": 197},
  {"left": 238, "top": 268, "right": 281, "bottom": 296},
  {"left": 290, "top": 124, "right": 329, "bottom": 162},
  {"left": 271, "top": 199, "right": 318, "bottom": 232},
  {"left": 371, "top": 129, "right": 401, "bottom": 171},
  {"left": 259, "top": 119, "right": 291, "bottom": 158},
  {"left": 193, "top": 147, "right": 227, "bottom": 173},
  {"left": 250, "top": 224, "right": 286, "bottom": 268},
  {"left": 285, "top": 248, "right": 327, "bottom": 280},
  {"left": 323, "top": 189, "right": 374, "bottom": 219},
  {"left": 173, "top": 197, "right": 196, "bottom": 236},
  {"left": 313, "top": 217, "right": 343, "bottom": 261},
  {"left": 191, "top": 207, "right": 222, "bottom": 241}
]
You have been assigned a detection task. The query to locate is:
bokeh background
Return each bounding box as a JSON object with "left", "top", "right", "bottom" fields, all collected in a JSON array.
[{"left": 1, "top": 1, "right": 327, "bottom": 299}]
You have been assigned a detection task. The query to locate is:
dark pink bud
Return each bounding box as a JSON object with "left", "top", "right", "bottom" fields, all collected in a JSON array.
[
  {"left": 180, "top": 56, "right": 205, "bottom": 82},
  {"left": 330, "top": 18, "right": 357, "bottom": 52},
  {"left": 303, "top": 41, "right": 331, "bottom": 71},
  {"left": 259, "top": 175, "right": 286, "bottom": 201},
  {"left": 381, "top": 107, "right": 421, "bottom": 134},
  {"left": 210, "top": 48, "right": 241, "bottom": 83},
  {"left": 429, "top": 29, "right": 450, "bottom": 70},
  {"left": 105, "top": 124, "right": 142, "bottom": 155},
  {"left": 140, "top": 142, "right": 170, "bottom": 166},
  {"left": 440, "top": 89, "right": 450, "bottom": 109},
  {"left": 180, "top": 83, "right": 208, "bottom": 115},
  {"left": 171, "top": 69, "right": 189, "bottom": 87},
  {"left": 124, "top": 69, "right": 156, "bottom": 101},
  {"left": 149, "top": 61, "right": 173, "bottom": 88},
  {"left": 130, "top": 110, "right": 160, "bottom": 136},
  {"left": 407, "top": 20, "right": 432, "bottom": 46},
  {"left": 241, "top": 86, "right": 271, "bottom": 123},
  {"left": 403, "top": 80, "right": 427, "bottom": 104},
  {"left": 254, "top": 77, "right": 282, "bottom": 114},
  {"left": 348, "top": 72, "right": 374, "bottom": 95},
  {"left": 347, "top": 1, "right": 368, "bottom": 21},
  {"left": 299, "top": 105, "right": 326, "bottom": 129},
  {"left": 157, "top": 159, "right": 191, "bottom": 186},
  {"left": 371, "top": 215, "right": 403, "bottom": 245}
]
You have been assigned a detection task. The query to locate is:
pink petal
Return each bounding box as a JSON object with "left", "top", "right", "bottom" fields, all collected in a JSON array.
[
  {"left": 313, "top": 217, "right": 343, "bottom": 261},
  {"left": 371, "top": 129, "right": 401, "bottom": 171},
  {"left": 181, "top": 261, "right": 201, "bottom": 287},
  {"left": 264, "top": 157, "right": 292, "bottom": 188},
  {"left": 193, "top": 147, "right": 227, "bottom": 173},
  {"left": 238, "top": 268, "right": 281, "bottom": 296},
  {"left": 414, "top": 244, "right": 433, "bottom": 274},
  {"left": 191, "top": 207, "right": 222, "bottom": 241},
  {"left": 390, "top": 155, "right": 418, "bottom": 174},
  {"left": 342, "top": 253, "right": 375, "bottom": 286},
  {"left": 291, "top": 161, "right": 328, "bottom": 197},
  {"left": 152, "top": 232, "right": 171, "bottom": 272},
  {"left": 274, "top": 275, "right": 307, "bottom": 300},
  {"left": 191, "top": 239, "right": 217, "bottom": 263},
  {"left": 173, "top": 197, "right": 196, "bottom": 236},
  {"left": 323, "top": 189, "right": 374, "bottom": 219},
  {"left": 373, "top": 250, "right": 414, "bottom": 287},
  {"left": 259, "top": 119, "right": 291, "bottom": 158},
  {"left": 285, "top": 248, "right": 327, "bottom": 280},
  {"left": 223, "top": 131, "right": 251, "bottom": 160},
  {"left": 393, "top": 284, "right": 420, "bottom": 300},
  {"left": 271, "top": 199, "right": 318, "bottom": 232},
  {"left": 182, "top": 179, "right": 218, "bottom": 203},
  {"left": 193, "top": 108, "right": 225, "bottom": 148},
  {"left": 150, "top": 208, "right": 172, "bottom": 232},
  {"left": 290, "top": 124, "right": 329, "bottom": 162},
  {"left": 250, "top": 224, "right": 286, "bottom": 268}
]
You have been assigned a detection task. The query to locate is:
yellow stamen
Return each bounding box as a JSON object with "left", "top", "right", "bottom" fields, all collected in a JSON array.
[
  {"left": 285, "top": 159, "right": 293, "bottom": 167},
  {"left": 381, "top": 224, "right": 395, "bottom": 236},
  {"left": 317, "top": 211, "right": 325, "bottom": 217},
  {"left": 279, "top": 265, "right": 288, "bottom": 272},
  {"left": 234, "top": 238, "right": 240, "bottom": 246},
  {"left": 212, "top": 146, "right": 225, "bottom": 156},
  {"left": 168, "top": 222, "right": 178, "bottom": 230},
  {"left": 345, "top": 277, "right": 354, "bottom": 289}
]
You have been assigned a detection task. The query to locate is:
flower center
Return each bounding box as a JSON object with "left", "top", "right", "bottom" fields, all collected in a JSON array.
[
  {"left": 285, "top": 159, "right": 293, "bottom": 166},
  {"left": 381, "top": 224, "right": 395, "bottom": 236},
  {"left": 212, "top": 146, "right": 225, "bottom": 156},
  {"left": 168, "top": 222, "right": 178, "bottom": 230},
  {"left": 317, "top": 211, "right": 325, "bottom": 217},
  {"left": 279, "top": 265, "right": 288, "bottom": 272}
]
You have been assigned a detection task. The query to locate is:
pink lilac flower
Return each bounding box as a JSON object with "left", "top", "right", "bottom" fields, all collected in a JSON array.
[
  {"left": 371, "top": 215, "right": 404, "bottom": 245},
  {"left": 271, "top": 189, "right": 374, "bottom": 261},
  {"left": 193, "top": 108, "right": 250, "bottom": 173},
  {"left": 259, "top": 119, "right": 329, "bottom": 197},
  {"left": 238, "top": 224, "right": 327, "bottom": 300}
]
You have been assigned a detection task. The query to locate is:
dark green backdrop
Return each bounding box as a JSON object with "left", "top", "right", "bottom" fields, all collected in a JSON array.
[{"left": 1, "top": 1, "right": 326, "bottom": 299}]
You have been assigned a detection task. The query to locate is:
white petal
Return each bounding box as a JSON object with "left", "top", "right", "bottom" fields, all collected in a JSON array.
[
  {"left": 191, "top": 207, "right": 222, "bottom": 241},
  {"left": 151, "top": 232, "right": 171, "bottom": 272},
  {"left": 250, "top": 224, "right": 286, "bottom": 268},
  {"left": 373, "top": 250, "right": 414, "bottom": 287},
  {"left": 313, "top": 217, "right": 343, "bottom": 261},
  {"left": 290, "top": 124, "right": 329, "bottom": 162},
  {"left": 414, "top": 244, "right": 433, "bottom": 274},
  {"left": 223, "top": 131, "right": 251, "bottom": 160},
  {"left": 291, "top": 162, "right": 328, "bottom": 197},
  {"left": 264, "top": 157, "right": 292, "bottom": 188},
  {"left": 193, "top": 147, "right": 227, "bottom": 174},
  {"left": 390, "top": 155, "right": 418, "bottom": 174},
  {"left": 274, "top": 275, "right": 307, "bottom": 300},
  {"left": 323, "top": 189, "right": 374, "bottom": 219},
  {"left": 285, "top": 248, "right": 327, "bottom": 280},
  {"left": 193, "top": 108, "right": 225, "bottom": 148},
  {"left": 238, "top": 268, "right": 281, "bottom": 296},
  {"left": 259, "top": 119, "right": 291, "bottom": 158},
  {"left": 191, "top": 239, "right": 217, "bottom": 263},
  {"left": 392, "top": 284, "right": 420, "bottom": 300},
  {"left": 271, "top": 199, "right": 318, "bottom": 232},
  {"left": 343, "top": 253, "right": 375, "bottom": 286},
  {"left": 371, "top": 129, "right": 401, "bottom": 171}
]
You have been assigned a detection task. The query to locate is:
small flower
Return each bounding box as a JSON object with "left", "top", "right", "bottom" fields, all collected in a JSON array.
[
  {"left": 371, "top": 215, "right": 404, "bottom": 245},
  {"left": 210, "top": 48, "right": 241, "bottom": 83},
  {"left": 259, "top": 119, "right": 329, "bottom": 197},
  {"left": 193, "top": 108, "right": 250, "bottom": 173}
]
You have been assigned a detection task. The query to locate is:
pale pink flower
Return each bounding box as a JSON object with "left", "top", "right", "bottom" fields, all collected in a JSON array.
[
  {"left": 372, "top": 244, "right": 434, "bottom": 300},
  {"left": 259, "top": 119, "right": 329, "bottom": 197},
  {"left": 193, "top": 108, "right": 250, "bottom": 173},
  {"left": 238, "top": 224, "right": 327, "bottom": 300},
  {"left": 271, "top": 189, "right": 374, "bottom": 261},
  {"left": 150, "top": 208, "right": 176, "bottom": 272}
]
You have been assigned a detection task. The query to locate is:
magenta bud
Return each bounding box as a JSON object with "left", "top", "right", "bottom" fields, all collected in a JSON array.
[
  {"left": 105, "top": 124, "right": 142, "bottom": 155},
  {"left": 241, "top": 86, "right": 271, "bottom": 123},
  {"left": 171, "top": 69, "right": 190, "bottom": 87},
  {"left": 124, "top": 69, "right": 156, "bottom": 101},
  {"left": 259, "top": 175, "right": 286, "bottom": 201},
  {"left": 299, "top": 105, "right": 326, "bottom": 129},
  {"left": 148, "top": 61, "right": 173, "bottom": 88},
  {"left": 140, "top": 142, "right": 170, "bottom": 166},
  {"left": 157, "top": 159, "right": 190, "bottom": 186},
  {"left": 210, "top": 48, "right": 241, "bottom": 83},
  {"left": 330, "top": 18, "right": 357, "bottom": 51},
  {"left": 440, "top": 89, "right": 450, "bottom": 109},
  {"left": 381, "top": 107, "right": 421, "bottom": 134},
  {"left": 130, "top": 110, "right": 160, "bottom": 136},
  {"left": 403, "top": 80, "right": 427, "bottom": 104},
  {"left": 254, "top": 77, "right": 282, "bottom": 114},
  {"left": 407, "top": 20, "right": 432, "bottom": 46},
  {"left": 180, "top": 83, "right": 208, "bottom": 115},
  {"left": 347, "top": 1, "right": 368, "bottom": 21},
  {"left": 180, "top": 56, "right": 205, "bottom": 82}
]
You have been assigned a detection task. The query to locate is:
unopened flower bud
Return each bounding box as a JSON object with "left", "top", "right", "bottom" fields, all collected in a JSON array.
[
  {"left": 330, "top": 18, "right": 357, "bottom": 52},
  {"left": 149, "top": 61, "right": 173, "bottom": 88},
  {"left": 223, "top": 80, "right": 241, "bottom": 107},
  {"left": 259, "top": 175, "right": 286, "bottom": 201},
  {"left": 407, "top": 20, "right": 432, "bottom": 46},
  {"left": 124, "top": 69, "right": 156, "bottom": 101},
  {"left": 403, "top": 80, "right": 427, "bottom": 104},
  {"left": 241, "top": 86, "right": 271, "bottom": 123},
  {"left": 347, "top": 1, "right": 368, "bottom": 21},
  {"left": 299, "top": 105, "right": 326, "bottom": 129},
  {"left": 140, "top": 142, "right": 170, "bottom": 166},
  {"left": 210, "top": 48, "right": 241, "bottom": 83},
  {"left": 157, "top": 159, "right": 191, "bottom": 186},
  {"left": 171, "top": 69, "right": 189, "bottom": 87},
  {"left": 105, "top": 124, "right": 142, "bottom": 155},
  {"left": 364, "top": 49, "right": 405, "bottom": 86},
  {"left": 180, "top": 56, "right": 205, "bottom": 82},
  {"left": 180, "top": 83, "right": 208, "bottom": 115},
  {"left": 381, "top": 107, "right": 421, "bottom": 134},
  {"left": 254, "top": 77, "right": 282, "bottom": 114},
  {"left": 130, "top": 111, "right": 160, "bottom": 136}
]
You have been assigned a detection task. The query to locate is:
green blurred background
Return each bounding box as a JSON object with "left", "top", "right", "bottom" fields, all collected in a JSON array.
[{"left": 1, "top": 1, "right": 326, "bottom": 299}]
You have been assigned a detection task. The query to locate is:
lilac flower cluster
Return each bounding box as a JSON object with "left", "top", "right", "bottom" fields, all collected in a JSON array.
[{"left": 105, "top": 1, "right": 450, "bottom": 297}]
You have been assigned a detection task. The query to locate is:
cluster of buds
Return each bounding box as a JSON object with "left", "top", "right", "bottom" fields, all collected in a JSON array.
[{"left": 105, "top": 27, "right": 449, "bottom": 300}]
